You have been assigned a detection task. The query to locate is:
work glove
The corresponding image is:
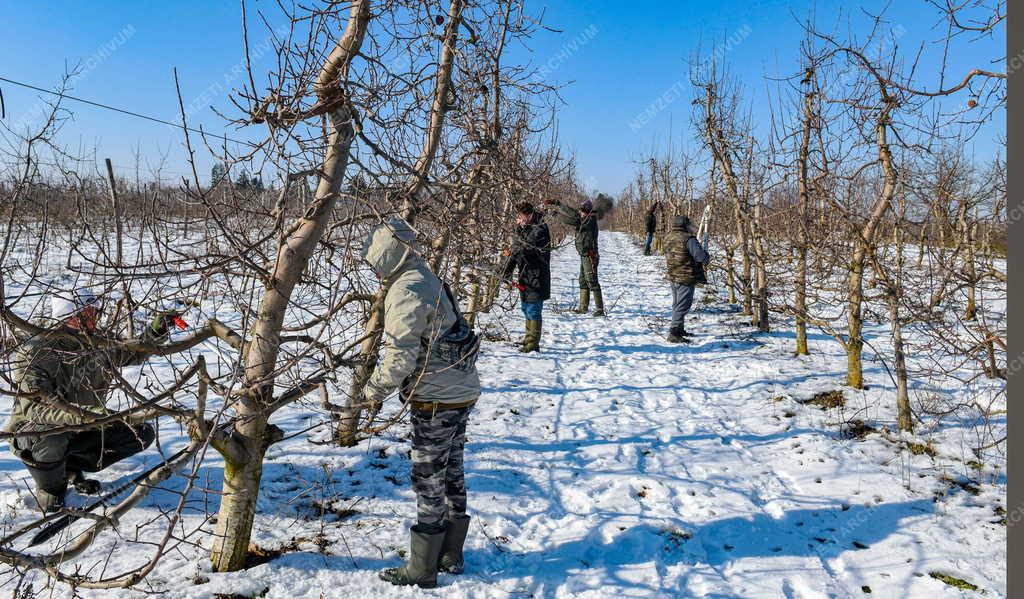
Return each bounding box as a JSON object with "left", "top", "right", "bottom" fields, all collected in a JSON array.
[
  {"left": 149, "top": 310, "right": 188, "bottom": 337},
  {"left": 362, "top": 384, "right": 389, "bottom": 412}
]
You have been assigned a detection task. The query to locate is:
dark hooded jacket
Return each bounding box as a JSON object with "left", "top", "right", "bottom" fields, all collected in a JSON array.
[
  {"left": 645, "top": 210, "right": 657, "bottom": 234},
  {"left": 665, "top": 215, "right": 710, "bottom": 286},
  {"left": 501, "top": 212, "right": 551, "bottom": 303},
  {"left": 551, "top": 201, "right": 599, "bottom": 257}
]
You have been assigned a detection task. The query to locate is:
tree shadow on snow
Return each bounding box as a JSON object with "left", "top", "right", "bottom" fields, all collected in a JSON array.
[
  {"left": 586, "top": 340, "right": 764, "bottom": 356},
  {"left": 481, "top": 369, "right": 851, "bottom": 401},
  {"left": 471, "top": 427, "right": 825, "bottom": 456},
  {"left": 471, "top": 499, "right": 935, "bottom": 595},
  {"left": 137, "top": 440, "right": 415, "bottom": 522}
]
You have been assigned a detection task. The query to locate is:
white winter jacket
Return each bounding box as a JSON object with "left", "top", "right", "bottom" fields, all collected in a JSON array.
[{"left": 361, "top": 218, "right": 481, "bottom": 407}]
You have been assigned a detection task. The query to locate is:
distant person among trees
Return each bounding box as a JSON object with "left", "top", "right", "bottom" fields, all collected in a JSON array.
[
  {"left": 547, "top": 193, "right": 614, "bottom": 317},
  {"left": 664, "top": 215, "right": 710, "bottom": 343},
  {"left": 644, "top": 202, "right": 661, "bottom": 255},
  {"left": 501, "top": 202, "right": 552, "bottom": 353}
]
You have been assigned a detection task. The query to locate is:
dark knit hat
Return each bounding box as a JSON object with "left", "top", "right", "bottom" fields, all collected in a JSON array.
[{"left": 673, "top": 215, "right": 692, "bottom": 230}]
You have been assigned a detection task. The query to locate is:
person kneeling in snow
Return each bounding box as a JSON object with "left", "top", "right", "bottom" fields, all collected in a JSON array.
[
  {"left": 5, "top": 288, "right": 184, "bottom": 511},
  {"left": 360, "top": 218, "right": 481, "bottom": 589},
  {"left": 664, "top": 215, "right": 709, "bottom": 342},
  {"left": 500, "top": 202, "right": 552, "bottom": 353}
]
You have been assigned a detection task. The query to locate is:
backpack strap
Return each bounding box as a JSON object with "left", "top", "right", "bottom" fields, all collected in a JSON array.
[{"left": 440, "top": 281, "right": 470, "bottom": 332}]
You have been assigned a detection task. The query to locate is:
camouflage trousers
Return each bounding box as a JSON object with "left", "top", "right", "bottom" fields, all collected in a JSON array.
[
  {"left": 410, "top": 406, "right": 472, "bottom": 529},
  {"left": 578, "top": 252, "right": 601, "bottom": 290}
]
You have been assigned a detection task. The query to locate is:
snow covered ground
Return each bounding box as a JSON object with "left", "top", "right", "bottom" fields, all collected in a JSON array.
[{"left": 0, "top": 231, "right": 1006, "bottom": 598}]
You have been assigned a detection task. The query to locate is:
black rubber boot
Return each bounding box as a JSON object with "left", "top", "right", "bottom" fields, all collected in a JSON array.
[
  {"left": 69, "top": 470, "right": 101, "bottom": 495},
  {"left": 20, "top": 450, "right": 68, "bottom": 513},
  {"left": 379, "top": 524, "right": 445, "bottom": 588},
  {"left": 666, "top": 327, "right": 690, "bottom": 343},
  {"left": 439, "top": 514, "right": 471, "bottom": 574},
  {"left": 591, "top": 287, "right": 606, "bottom": 317},
  {"left": 573, "top": 288, "right": 590, "bottom": 314}
]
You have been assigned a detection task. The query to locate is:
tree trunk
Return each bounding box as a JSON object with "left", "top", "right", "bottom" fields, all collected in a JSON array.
[
  {"left": 738, "top": 207, "right": 753, "bottom": 317},
  {"left": 210, "top": 0, "right": 370, "bottom": 571},
  {"left": 401, "top": 0, "right": 465, "bottom": 219},
  {"left": 845, "top": 257, "right": 867, "bottom": 389},
  {"left": 465, "top": 269, "right": 483, "bottom": 327},
  {"left": 890, "top": 293, "right": 911, "bottom": 431},
  {"left": 751, "top": 200, "right": 769, "bottom": 332},
  {"left": 891, "top": 198, "right": 912, "bottom": 431},
  {"left": 210, "top": 431, "right": 266, "bottom": 571},
  {"left": 964, "top": 219, "right": 977, "bottom": 321},
  {"left": 725, "top": 245, "right": 738, "bottom": 304},
  {"left": 794, "top": 88, "right": 814, "bottom": 355},
  {"left": 701, "top": 85, "right": 752, "bottom": 317},
  {"left": 845, "top": 109, "right": 896, "bottom": 389},
  {"left": 987, "top": 336, "right": 999, "bottom": 379},
  {"left": 343, "top": 0, "right": 463, "bottom": 444}
]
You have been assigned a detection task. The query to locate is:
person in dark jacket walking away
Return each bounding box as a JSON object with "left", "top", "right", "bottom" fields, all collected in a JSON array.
[
  {"left": 643, "top": 202, "right": 661, "bottom": 256},
  {"left": 361, "top": 218, "right": 482, "bottom": 589},
  {"left": 547, "top": 195, "right": 607, "bottom": 316},
  {"left": 664, "top": 215, "right": 710, "bottom": 342},
  {"left": 501, "top": 202, "right": 551, "bottom": 352},
  {"left": 6, "top": 288, "right": 183, "bottom": 512}
]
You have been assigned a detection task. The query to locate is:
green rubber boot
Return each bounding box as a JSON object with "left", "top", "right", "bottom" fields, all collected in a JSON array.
[
  {"left": 521, "top": 320, "right": 541, "bottom": 353},
  {"left": 380, "top": 524, "right": 445, "bottom": 588},
  {"left": 592, "top": 287, "right": 606, "bottom": 317},
  {"left": 520, "top": 321, "right": 534, "bottom": 353},
  {"left": 574, "top": 288, "right": 590, "bottom": 314},
  {"left": 438, "top": 514, "right": 471, "bottom": 574}
]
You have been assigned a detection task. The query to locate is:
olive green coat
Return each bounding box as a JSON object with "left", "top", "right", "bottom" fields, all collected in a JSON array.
[{"left": 6, "top": 330, "right": 152, "bottom": 432}]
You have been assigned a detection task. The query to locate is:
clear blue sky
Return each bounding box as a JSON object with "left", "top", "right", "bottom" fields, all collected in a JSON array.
[{"left": 0, "top": 1, "right": 1004, "bottom": 191}]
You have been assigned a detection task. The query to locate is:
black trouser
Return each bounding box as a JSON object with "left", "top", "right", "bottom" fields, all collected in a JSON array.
[{"left": 14, "top": 423, "right": 156, "bottom": 494}]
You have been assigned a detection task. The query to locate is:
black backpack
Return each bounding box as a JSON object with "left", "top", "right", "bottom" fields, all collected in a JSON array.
[{"left": 433, "top": 282, "right": 481, "bottom": 372}]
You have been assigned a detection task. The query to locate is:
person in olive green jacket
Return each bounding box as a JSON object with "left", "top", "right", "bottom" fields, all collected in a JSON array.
[
  {"left": 547, "top": 196, "right": 607, "bottom": 316},
  {"left": 360, "top": 218, "right": 481, "bottom": 589},
  {"left": 664, "top": 215, "right": 710, "bottom": 342},
  {"left": 6, "top": 288, "right": 182, "bottom": 511}
]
